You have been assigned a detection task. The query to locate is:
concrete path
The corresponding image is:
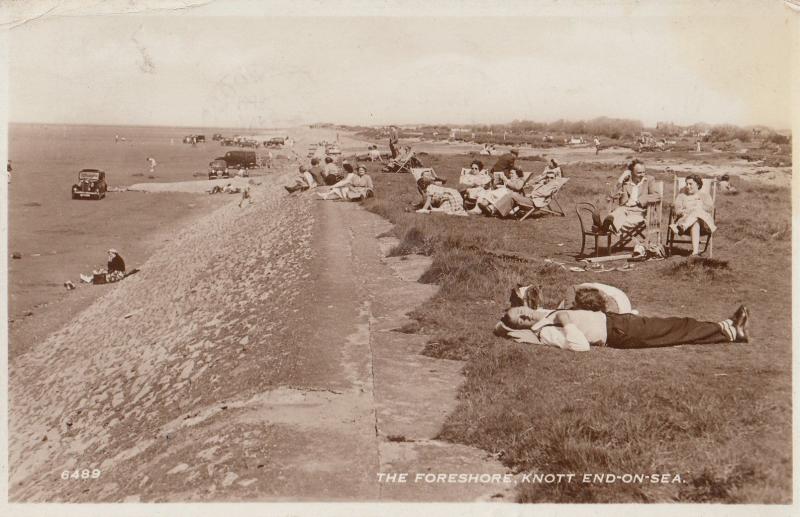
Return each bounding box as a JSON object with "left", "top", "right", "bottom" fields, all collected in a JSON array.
[{"left": 9, "top": 129, "right": 513, "bottom": 503}]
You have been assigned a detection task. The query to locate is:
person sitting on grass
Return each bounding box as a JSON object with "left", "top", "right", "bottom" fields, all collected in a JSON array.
[
  {"left": 309, "top": 158, "right": 323, "bottom": 184},
  {"left": 495, "top": 298, "right": 750, "bottom": 352},
  {"left": 416, "top": 183, "right": 467, "bottom": 216},
  {"left": 602, "top": 162, "right": 661, "bottom": 233},
  {"left": 321, "top": 156, "right": 343, "bottom": 185},
  {"left": 285, "top": 164, "right": 318, "bottom": 193},
  {"left": 669, "top": 174, "right": 716, "bottom": 256},
  {"left": 318, "top": 165, "right": 374, "bottom": 201}
]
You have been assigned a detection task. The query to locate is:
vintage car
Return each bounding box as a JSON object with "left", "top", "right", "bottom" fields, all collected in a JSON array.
[
  {"left": 72, "top": 169, "right": 108, "bottom": 200},
  {"left": 224, "top": 150, "right": 258, "bottom": 169},
  {"left": 208, "top": 158, "right": 229, "bottom": 179},
  {"left": 266, "top": 137, "right": 286, "bottom": 148},
  {"left": 195, "top": 135, "right": 206, "bottom": 143},
  {"left": 326, "top": 145, "right": 342, "bottom": 155},
  {"left": 212, "top": 133, "right": 223, "bottom": 141},
  {"left": 220, "top": 138, "right": 236, "bottom": 146}
]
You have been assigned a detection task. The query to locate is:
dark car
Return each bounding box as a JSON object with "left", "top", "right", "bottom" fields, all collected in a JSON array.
[
  {"left": 221, "top": 138, "right": 236, "bottom": 146},
  {"left": 212, "top": 133, "right": 223, "bottom": 141},
  {"left": 72, "top": 169, "right": 107, "bottom": 200},
  {"left": 266, "top": 137, "right": 285, "bottom": 148},
  {"left": 195, "top": 135, "right": 206, "bottom": 143},
  {"left": 224, "top": 150, "right": 258, "bottom": 169},
  {"left": 208, "top": 158, "right": 229, "bottom": 179}
]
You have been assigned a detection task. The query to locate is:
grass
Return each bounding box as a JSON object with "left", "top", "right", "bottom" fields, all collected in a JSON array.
[{"left": 359, "top": 152, "right": 792, "bottom": 503}]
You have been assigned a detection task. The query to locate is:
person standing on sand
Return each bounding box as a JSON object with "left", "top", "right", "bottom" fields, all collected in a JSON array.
[
  {"left": 7, "top": 160, "right": 12, "bottom": 183},
  {"left": 594, "top": 136, "right": 601, "bottom": 155},
  {"left": 147, "top": 157, "right": 157, "bottom": 174}
]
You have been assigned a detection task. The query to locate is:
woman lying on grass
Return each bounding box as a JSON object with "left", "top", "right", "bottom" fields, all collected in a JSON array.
[
  {"left": 669, "top": 174, "right": 717, "bottom": 256},
  {"left": 317, "top": 165, "right": 374, "bottom": 201},
  {"left": 495, "top": 290, "right": 749, "bottom": 352}
]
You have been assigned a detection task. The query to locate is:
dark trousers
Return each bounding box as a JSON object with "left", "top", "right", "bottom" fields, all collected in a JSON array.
[
  {"left": 605, "top": 313, "right": 727, "bottom": 349},
  {"left": 389, "top": 141, "right": 399, "bottom": 159}
]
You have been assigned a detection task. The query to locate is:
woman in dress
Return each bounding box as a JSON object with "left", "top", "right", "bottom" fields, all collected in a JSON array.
[
  {"left": 318, "top": 165, "right": 374, "bottom": 201},
  {"left": 670, "top": 174, "right": 716, "bottom": 256}
]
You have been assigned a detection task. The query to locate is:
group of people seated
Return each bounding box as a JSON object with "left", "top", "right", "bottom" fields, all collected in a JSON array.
[
  {"left": 600, "top": 159, "right": 718, "bottom": 256},
  {"left": 284, "top": 156, "right": 374, "bottom": 202},
  {"left": 416, "top": 147, "right": 564, "bottom": 218}
]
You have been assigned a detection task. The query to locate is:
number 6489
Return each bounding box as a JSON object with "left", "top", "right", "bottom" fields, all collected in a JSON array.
[{"left": 61, "top": 469, "right": 101, "bottom": 480}]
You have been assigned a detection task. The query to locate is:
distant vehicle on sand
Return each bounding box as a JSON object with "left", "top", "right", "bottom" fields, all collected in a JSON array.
[
  {"left": 212, "top": 133, "right": 223, "bottom": 141},
  {"left": 208, "top": 158, "right": 230, "bottom": 180},
  {"left": 72, "top": 169, "right": 107, "bottom": 200},
  {"left": 224, "top": 150, "right": 258, "bottom": 169}
]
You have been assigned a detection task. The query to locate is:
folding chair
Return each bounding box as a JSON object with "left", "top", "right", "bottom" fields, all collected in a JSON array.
[
  {"left": 382, "top": 151, "right": 422, "bottom": 173},
  {"left": 612, "top": 180, "right": 663, "bottom": 251},
  {"left": 666, "top": 175, "right": 716, "bottom": 258},
  {"left": 516, "top": 177, "right": 570, "bottom": 221}
]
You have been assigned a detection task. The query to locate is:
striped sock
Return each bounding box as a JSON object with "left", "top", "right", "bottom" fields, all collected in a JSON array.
[{"left": 718, "top": 319, "right": 737, "bottom": 342}]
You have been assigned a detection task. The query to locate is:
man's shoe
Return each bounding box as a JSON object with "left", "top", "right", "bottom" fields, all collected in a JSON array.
[{"left": 731, "top": 305, "right": 750, "bottom": 342}]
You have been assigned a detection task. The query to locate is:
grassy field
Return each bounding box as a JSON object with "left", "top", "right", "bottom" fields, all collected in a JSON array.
[{"left": 359, "top": 152, "right": 792, "bottom": 503}]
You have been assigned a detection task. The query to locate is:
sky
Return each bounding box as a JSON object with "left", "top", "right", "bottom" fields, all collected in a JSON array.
[{"left": 3, "top": 0, "right": 796, "bottom": 129}]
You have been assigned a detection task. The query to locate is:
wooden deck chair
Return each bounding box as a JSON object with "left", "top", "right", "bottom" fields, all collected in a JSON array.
[
  {"left": 383, "top": 151, "right": 422, "bottom": 173},
  {"left": 517, "top": 177, "right": 570, "bottom": 221},
  {"left": 666, "top": 175, "right": 717, "bottom": 258},
  {"left": 612, "top": 180, "right": 664, "bottom": 251}
]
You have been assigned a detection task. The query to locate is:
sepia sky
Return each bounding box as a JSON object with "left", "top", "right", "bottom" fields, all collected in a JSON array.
[{"left": 4, "top": 0, "right": 795, "bottom": 129}]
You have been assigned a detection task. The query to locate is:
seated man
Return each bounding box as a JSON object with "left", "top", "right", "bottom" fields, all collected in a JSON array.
[
  {"left": 285, "top": 164, "right": 318, "bottom": 193},
  {"left": 321, "top": 157, "right": 343, "bottom": 185},
  {"left": 490, "top": 147, "right": 520, "bottom": 174},
  {"left": 496, "top": 302, "right": 750, "bottom": 352},
  {"left": 603, "top": 162, "right": 660, "bottom": 233}
]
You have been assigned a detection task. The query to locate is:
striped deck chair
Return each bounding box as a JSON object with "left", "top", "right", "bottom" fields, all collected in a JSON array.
[{"left": 516, "top": 177, "right": 570, "bottom": 221}]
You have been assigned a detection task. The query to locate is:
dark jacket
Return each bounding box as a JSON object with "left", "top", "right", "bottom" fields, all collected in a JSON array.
[
  {"left": 491, "top": 153, "right": 517, "bottom": 173},
  {"left": 108, "top": 254, "right": 126, "bottom": 273}
]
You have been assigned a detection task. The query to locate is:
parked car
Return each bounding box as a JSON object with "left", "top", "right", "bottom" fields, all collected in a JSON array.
[
  {"left": 266, "top": 137, "right": 285, "bottom": 148},
  {"left": 326, "top": 145, "right": 342, "bottom": 155},
  {"left": 208, "top": 158, "right": 229, "bottom": 179},
  {"left": 195, "top": 135, "right": 206, "bottom": 143},
  {"left": 224, "top": 150, "right": 258, "bottom": 169},
  {"left": 221, "top": 138, "right": 236, "bottom": 146},
  {"left": 212, "top": 133, "right": 223, "bottom": 141},
  {"left": 72, "top": 169, "right": 107, "bottom": 200}
]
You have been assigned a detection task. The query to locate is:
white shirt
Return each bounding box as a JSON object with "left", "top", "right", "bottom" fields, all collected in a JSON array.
[{"left": 507, "top": 310, "right": 608, "bottom": 352}]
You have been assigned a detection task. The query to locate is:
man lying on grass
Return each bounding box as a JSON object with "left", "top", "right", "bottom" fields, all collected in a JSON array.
[{"left": 496, "top": 293, "right": 749, "bottom": 352}]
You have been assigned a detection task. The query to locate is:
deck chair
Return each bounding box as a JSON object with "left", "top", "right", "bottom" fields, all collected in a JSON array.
[
  {"left": 516, "top": 177, "right": 570, "bottom": 221},
  {"left": 612, "top": 180, "right": 664, "bottom": 251},
  {"left": 666, "top": 175, "right": 716, "bottom": 258},
  {"left": 382, "top": 151, "right": 422, "bottom": 173}
]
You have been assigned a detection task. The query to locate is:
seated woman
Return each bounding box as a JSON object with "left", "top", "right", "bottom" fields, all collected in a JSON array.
[
  {"left": 285, "top": 164, "right": 318, "bottom": 193},
  {"left": 318, "top": 165, "right": 374, "bottom": 201},
  {"left": 669, "top": 174, "right": 716, "bottom": 256},
  {"left": 417, "top": 184, "right": 467, "bottom": 216},
  {"left": 541, "top": 159, "right": 562, "bottom": 179}
]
